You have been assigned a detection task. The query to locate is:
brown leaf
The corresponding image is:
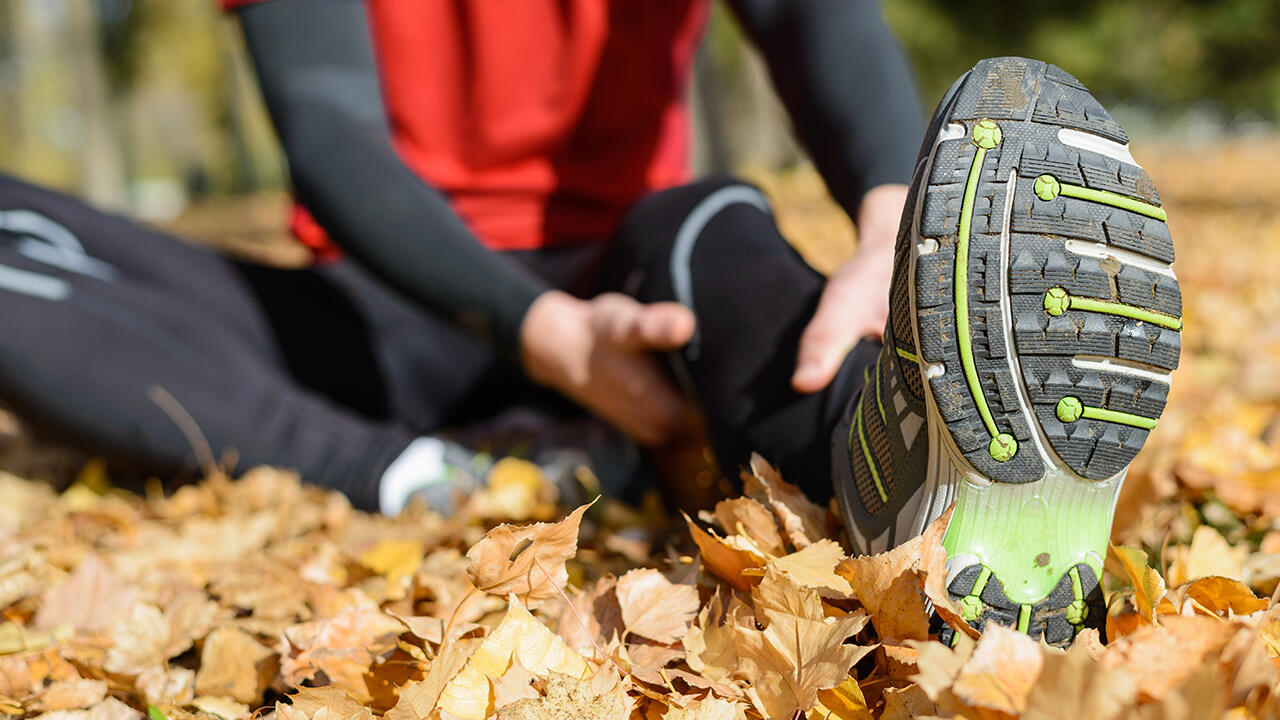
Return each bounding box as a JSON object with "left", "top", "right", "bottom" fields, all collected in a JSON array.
[
  {"left": 194, "top": 626, "right": 277, "bottom": 704},
  {"left": 1102, "top": 614, "right": 1236, "bottom": 701},
  {"left": 556, "top": 575, "right": 623, "bottom": 658},
  {"left": 491, "top": 658, "right": 540, "bottom": 710},
  {"left": 682, "top": 591, "right": 746, "bottom": 682},
  {"left": 1023, "top": 638, "right": 1137, "bottom": 720},
  {"left": 465, "top": 501, "right": 593, "bottom": 601},
  {"left": 287, "top": 686, "right": 372, "bottom": 720},
  {"left": 280, "top": 602, "right": 405, "bottom": 702},
  {"left": 837, "top": 508, "right": 972, "bottom": 641},
  {"left": 34, "top": 554, "right": 135, "bottom": 632},
  {"left": 31, "top": 680, "right": 108, "bottom": 712},
  {"left": 950, "top": 625, "right": 1043, "bottom": 717},
  {"left": 735, "top": 571, "right": 871, "bottom": 719},
  {"left": 714, "top": 498, "right": 785, "bottom": 557},
  {"left": 684, "top": 513, "right": 766, "bottom": 592},
  {"left": 743, "top": 454, "right": 829, "bottom": 548},
  {"left": 103, "top": 602, "right": 170, "bottom": 676},
  {"left": 879, "top": 684, "right": 934, "bottom": 720},
  {"left": 615, "top": 569, "right": 699, "bottom": 644}
]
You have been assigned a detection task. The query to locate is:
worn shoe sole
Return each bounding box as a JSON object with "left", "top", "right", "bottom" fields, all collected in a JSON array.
[{"left": 904, "top": 58, "right": 1181, "bottom": 646}]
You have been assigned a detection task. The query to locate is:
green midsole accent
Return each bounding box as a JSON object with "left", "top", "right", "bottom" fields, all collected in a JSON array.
[
  {"left": 970, "top": 566, "right": 992, "bottom": 598},
  {"left": 954, "top": 145, "right": 998, "bottom": 438},
  {"left": 1058, "top": 182, "right": 1167, "bottom": 222},
  {"left": 1080, "top": 404, "right": 1159, "bottom": 430},
  {"left": 942, "top": 471, "right": 1117, "bottom": 604},
  {"left": 896, "top": 347, "right": 918, "bottom": 363},
  {"left": 854, "top": 402, "right": 888, "bottom": 503},
  {"left": 1069, "top": 566, "right": 1083, "bottom": 600},
  {"left": 1068, "top": 295, "right": 1182, "bottom": 330},
  {"left": 1017, "top": 604, "right": 1031, "bottom": 633},
  {"left": 873, "top": 355, "right": 887, "bottom": 422}
]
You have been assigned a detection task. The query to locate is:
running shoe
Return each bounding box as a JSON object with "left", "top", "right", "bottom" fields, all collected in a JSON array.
[{"left": 833, "top": 57, "right": 1181, "bottom": 646}]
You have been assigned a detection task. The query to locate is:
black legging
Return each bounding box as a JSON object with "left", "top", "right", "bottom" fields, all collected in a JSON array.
[{"left": 0, "top": 174, "right": 875, "bottom": 509}]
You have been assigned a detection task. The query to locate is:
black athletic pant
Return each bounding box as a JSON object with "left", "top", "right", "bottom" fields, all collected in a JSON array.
[{"left": 0, "top": 174, "right": 876, "bottom": 509}]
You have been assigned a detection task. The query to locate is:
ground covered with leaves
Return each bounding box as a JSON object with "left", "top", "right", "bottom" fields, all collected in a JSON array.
[{"left": 2, "top": 135, "right": 1280, "bottom": 720}]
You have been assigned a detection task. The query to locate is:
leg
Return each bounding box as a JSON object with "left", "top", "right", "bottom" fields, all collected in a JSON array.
[
  {"left": 602, "top": 176, "right": 878, "bottom": 501},
  {"left": 0, "top": 176, "right": 418, "bottom": 509}
]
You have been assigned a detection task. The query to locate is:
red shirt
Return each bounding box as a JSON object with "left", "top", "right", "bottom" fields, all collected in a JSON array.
[{"left": 226, "top": 0, "right": 708, "bottom": 254}]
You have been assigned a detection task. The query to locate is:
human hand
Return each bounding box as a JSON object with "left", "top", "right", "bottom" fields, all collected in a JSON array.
[
  {"left": 520, "top": 290, "right": 699, "bottom": 447},
  {"left": 792, "top": 184, "right": 908, "bottom": 393}
]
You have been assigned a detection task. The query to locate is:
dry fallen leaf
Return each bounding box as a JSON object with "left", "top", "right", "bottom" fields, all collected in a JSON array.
[
  {"left": 465, "top": 501, "right": 593, "bottom": 601},
  {"left": 714, "top": 497, "right": 786, "bottom": 557},
  {"left": 439, "top": 596, "right": 592, "bottom": 720},
  {"left": 1111, "top": 545, "right": 1168, "bottom": 623},
  {"left": 768, "top": 538, "right": 853, "bottom": 598},
  {"left": 743, "top": 454, "right": 830, "bottom": 548},
  {"left": 194, "top": 626, "right": 277, "bottom": 704},
  {"left": 615, "top": 568, "right": 699, "bottom": 644},
  {"left": 495, "top": 671, "right": 631, "bottom": 720},
  {"left": 34, "top": 554, "right": 135, "bottom": 633},
  {"left": 949, "top": 624, "right": 1043, "bottom": 717},
  {"left": 735, "top": 571, "right": 870, "bottom": 719}
]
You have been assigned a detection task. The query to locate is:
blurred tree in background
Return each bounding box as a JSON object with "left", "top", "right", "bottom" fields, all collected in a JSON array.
[
  {"left": 0, "top": 0, "right": 1276, "bottom": 216},
  {"left": 885, "top": 0, "right": 1280, "bottom": 123}
]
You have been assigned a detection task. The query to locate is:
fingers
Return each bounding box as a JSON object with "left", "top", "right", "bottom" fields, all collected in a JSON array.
[
  {"left": 591, "top": 294, "right": 695, "bottom": 352},
  {"left": 637, "top": 302, "right": 696, "bottom": 350},
  {"left": 792, "top": 289, "right": 855, "bottom": 394}
]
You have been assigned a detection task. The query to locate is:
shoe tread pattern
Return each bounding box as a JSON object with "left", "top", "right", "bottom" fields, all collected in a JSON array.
[{"left": 915, "top": 57, "right": 1181, "bottom": 482}]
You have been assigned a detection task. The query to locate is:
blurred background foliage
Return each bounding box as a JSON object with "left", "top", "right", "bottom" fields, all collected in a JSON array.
[{"left": 0, "top": 0, "right": 1276, "bottom": 220}]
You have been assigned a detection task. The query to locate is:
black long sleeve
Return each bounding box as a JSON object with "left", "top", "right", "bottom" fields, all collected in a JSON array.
[
  {"left": 236, "top": 0, "right": 547, "bottom": 352},
  {"left": 726, "top": 0, "right": 924, "bottom": 218}
]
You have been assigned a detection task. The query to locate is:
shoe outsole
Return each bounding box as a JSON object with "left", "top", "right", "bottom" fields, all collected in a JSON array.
[{"left": 909, "top": 58, "right": 1181, "bottom": 645}]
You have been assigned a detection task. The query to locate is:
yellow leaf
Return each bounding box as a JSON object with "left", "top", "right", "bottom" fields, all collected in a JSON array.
[
  {"left": 1180, "top": 575, "right": 1269, "bottom": 617},
  {"left": 486, "top": 458, "right": 549, "bottom": 521},
  {"left": 495, "top": 672, "right": 631, "bottom": 720},
  {"left": 0, "top": 622, "right": 62, "bottom": 655},
  {"left": 770, "top": 539, "right": 852, "bottom": 598},
  {"left": 1167, "top": 525, "right": 1249, "bottom": 587},
  {"left": 1111, "top": 545, "right": 1167, "bottom": 621},
  {"left": 439, "top": 596, "right": 591, "bottom": 720},
  {"left": 360, "top": 539, "right": 425, "bottom": 592},
  {"left": 664, "top": 696, "right": 744, "bottom": 720},
  {"left": 810, "top": 676, "right": 872, "bottom": 720}
]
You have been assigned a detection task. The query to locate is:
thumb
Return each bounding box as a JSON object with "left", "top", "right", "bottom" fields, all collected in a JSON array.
[
  {"left": 792, "top": 300, "right": 855, "bottom": 394},
  {"left": 636, "top": 302, "right": 696, "bottom": 350}
]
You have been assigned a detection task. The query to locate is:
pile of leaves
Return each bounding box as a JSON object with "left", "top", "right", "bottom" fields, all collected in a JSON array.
[
  {"left": 2, "top": 136, "right": 1280, "bottom": 720},
  {"left": 0, "top": 449, "right": 1277, "bottom": 720}
]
